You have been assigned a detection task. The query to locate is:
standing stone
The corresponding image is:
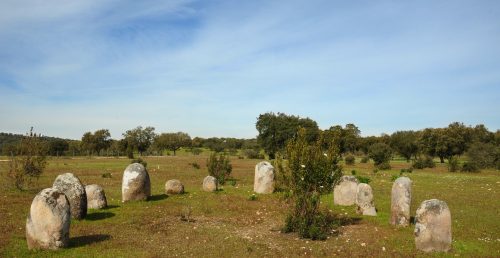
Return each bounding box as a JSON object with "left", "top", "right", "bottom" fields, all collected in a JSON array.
[
  {"left": 415, "top": 199, "right": 452, "bottom": 252},
  {"left": 254, "top": 161, "right": 275, "bottom": 194},
  {"left": 52, "top": 173, "right": 87, "bottom": 220},
  {"left": 334, "top": 176, "right": 359, "bottom": 205},
  {"left": 390, "top": 176, "right": 412, "bottom": 226},
  {"left": 356, "top": 183, "right": 377, "bottom": 216},
  {"left": 122, "top": 163, "right": 151, "bottom": 202},
  {"left": 26, "top": 188, "right": 70, "bottom": 250},
  {"left": 85, "top": 184, "right": 107, "bottom": 209},
  {"left": 203, "top": 176, "right": 218, "bottom": 192},
  {"left": 165, "top": 179, "right": 184, "bottom": 194}
]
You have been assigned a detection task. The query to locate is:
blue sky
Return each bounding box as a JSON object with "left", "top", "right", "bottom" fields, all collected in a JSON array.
[{"left": 0, "top": 0, "right": 499, "bottom": 139}]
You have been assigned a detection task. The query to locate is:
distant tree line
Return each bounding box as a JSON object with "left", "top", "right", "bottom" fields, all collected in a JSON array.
[{"left": 1, "top": 113, "right": 499, "bottom": 171}]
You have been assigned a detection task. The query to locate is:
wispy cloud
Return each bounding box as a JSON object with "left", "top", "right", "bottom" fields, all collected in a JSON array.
[{"left": 1, "top": 0, "right": 499, "bottom": 138}]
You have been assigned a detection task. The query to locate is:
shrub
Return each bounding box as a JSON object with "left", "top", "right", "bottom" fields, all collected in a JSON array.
[
  {"left": 190, "top": 162, "right": 200, "bottom": 169},
  {"left": 248, "top": 194, "right": 257, "bottom": 201},
  {"left": 344, "top": 154, "right": 355, "bottom": 165},
  {"left": 465, "top": 142, "right": 497, "bottom": 169},
  {"left": 448, "top": 157, "right": 459, "bottom": 172},
  {"left": 390, "top": 175, "right": 399, "bottom": 182},
  {"left": 207, "top": 152, "right": 232, "bottom": 185},
  {"left": 101, "top": 172, "right": 112, "bottom": 178},
  {"left": 243, "top": 149, "right": 265, "bottom": 159},
  {"left": 131, "top": 158, "right": 147, "bottom": 168},
  {"left": 351, "top": 170, "right": 357, "bottom": 176},
  {"left": 461, "top": 162, "right": 479, "bottom": 173},
  {"left": 7, "top": 128, "right": 48, "bottom": 190},
  {"left": 360, "top": 156, "right": 369, "bottom": 163},
  {"left": 190, "top": 148, "right": 202, "bottom": 155},
  {"left": 355, "top": 175, "right": 371, "bottom": 184},
  {"left": 276, "top": 128, "right": 342, "bottom": 240},
  {"left": 368, "top": 143, "right": 392, "bottom": 166},
  {"left": 376, "top": 161, "right": 391, "bottom": 170},
  {"left": 412, "top": 155, "right": 435, "bottom": 169}
]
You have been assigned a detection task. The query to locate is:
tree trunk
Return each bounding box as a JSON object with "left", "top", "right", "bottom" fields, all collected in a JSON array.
[{"left": 439, "top": 156, "right": 444, "bottom": 163}]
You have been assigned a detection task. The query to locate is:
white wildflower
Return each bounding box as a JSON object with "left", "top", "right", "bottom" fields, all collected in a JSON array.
[{"left": 301, "top": 164, "right": 305, "bottom": 168}]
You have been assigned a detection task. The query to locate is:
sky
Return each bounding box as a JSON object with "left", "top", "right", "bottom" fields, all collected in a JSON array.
[{"left": 0, "top": 0, "right": 499, "bottom": 140}]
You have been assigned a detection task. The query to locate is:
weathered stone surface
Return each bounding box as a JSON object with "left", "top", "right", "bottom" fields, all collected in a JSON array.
[
  {"left": 165, "top": 179, "right": 184, "bottom": 194},
  {"left": 85, "top": 184, "right": 107, "bottom": 209},
  {"left": 356, "top": 183, "right": 377, "bottom": 216},
  {"left": 122, "top": 163, "right": 151, "bottom": 202},
  {"left": 254, "top": 161, "right": 275, "bottom": 194},
  {"left": 334, "top": 176, "right": 359, "bottom": 205},
  {"left": 390, "top": 176, "right": 412, "bottom": 226},
  {"left": 415, "top": 199, "right": 452, "bottom": 252},
  {"left": 203, "top": 176, "right": 218, "bottom": 192},
  {"left": 26, "top": 188, "right": 70, "bottom": 250},
  {"left": 52, "top": 173, "right": 87, "bottom": 219}
]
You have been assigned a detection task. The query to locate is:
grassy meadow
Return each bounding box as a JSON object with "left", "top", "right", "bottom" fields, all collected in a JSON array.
[{"left": 0, "top": 154, "right": 499, "bottom": 257}]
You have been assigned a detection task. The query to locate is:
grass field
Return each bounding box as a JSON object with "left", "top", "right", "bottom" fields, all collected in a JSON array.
[{"left": 0, "top": 155, "right": 499, "bottom": 257}]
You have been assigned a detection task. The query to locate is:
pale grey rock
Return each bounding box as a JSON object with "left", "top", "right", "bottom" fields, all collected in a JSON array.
[
  {"left": 26, "top": 188, "right": 70, "bottom": 250},
  {"left": 122, "top": 163, "right": 151, "bottom": 202},
  {"left": 165, "top": 179, "right": 184, "bottom": 194},
  {"left": 52, "top": 173, "right": 87, "bottom": 219},
  {"left": 254, "top": 161, "right": 275, "bottom": 194},
  {"left": 334, "top": 176, "right": 359, "bottom": 206},
  {"left": 203, "top": 176, "right": 218, "bottom": 192},
  {"left": 390, "top": 176, "right": 412, "bottom": 226},
  {"left": 415, "top": 199, "right": 452, "bottom": 252},
  {"left": 85, "top": 184, "right": 107, "bottom": 209},
  {"left": 356, "top": 183, "right": 377, "bottom": 216}
]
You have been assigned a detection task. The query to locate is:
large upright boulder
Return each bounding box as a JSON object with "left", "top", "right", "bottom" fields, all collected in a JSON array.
[
  {"left": 52, "top": 173, "right": 87, "bottom": 219},
  {"left": 85, "top": 184, "right": 107, "bottom": 209},
  {"left": 334, "top": 176, "right": 359, "bottom": 206},
  {"left": 165, "top": 179, "right": 184, "bottom": 194},
  {"left": 122, "top": 163, "right": 151, "bottom": 202},
  {"left": 356, "top": 183, "right": 377, "bottom": 216},
  {"left": 415, "top": 199, "right": 452, "bottom": 252},
  {"left": 203, "top": 176, "right": 218, "bottom": 192},
  {"left": 390, "top": 176, "right": 412, "bottom": 226},
  {"left": 26, "top": 188, "right": 71, "bottom": 250},
  {"left": 254, "top": 161, "right": 275, "bottom": 194}
]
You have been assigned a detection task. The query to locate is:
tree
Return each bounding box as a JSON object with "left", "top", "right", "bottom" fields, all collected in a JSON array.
[
  {"left": 8, "top": 128, "right": 48, "bottom": 190},
  {"left": 207, "top": 152, "right": 232, "bottom": 184},
  {"left": 122, "top": 126, "right": 156, "bottom": 156},
  {"left": 277, "top": 128, "right": 342, "bottom": 240},
  {"left": 256, "top": 112, "right": 320, "bottom": 159},
  {"left": 465, "top": 142, "right": 497, "bottom": 170},
  {"left": 80, "top": 129, "right": 111, "bottom": 156},
  {"left": 323, "top": 123, "right": 361, "bottom": 155},
  {"left": 48, "top": 139, "right": 69, "bottom": 156},
  {"left": 154, "top": 132, "right": 191, "bottom": 155},
  {"left": 368, "top": 143, "right": 392, "bottom": 167},
  {"left": 390, "top": 131, "right": 419, "bottom": 162}
]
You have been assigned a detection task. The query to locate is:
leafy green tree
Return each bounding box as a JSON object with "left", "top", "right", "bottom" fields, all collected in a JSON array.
[
  {"left": 277, "top": 128, "right": 342, "bottom": 240},
  {"left": 256, "top": 112, "right": 320, "bottom": 159},
  {"left": 324, "top": 123, "right": 361, "bottom": 155},
  {"left": 390, "top": 131, "right": 419, "bottom": 162},
  {"left": 368, "top": 142, "right": 392, "bottom": 167},
  {"left": 123, "top": 126, "right": 156, "bottom": 156},
  {"left": 154, "top": 132, "right": 191, "bottom": 156},
  {"left": 465, "top": 142, "right": 497, "bottom": 170},
  {"left": 48, "top": 139, "right": 69, "bottom": 156},
  {"left": 80, "top": 129, "right": 111, "bottom": 156}
]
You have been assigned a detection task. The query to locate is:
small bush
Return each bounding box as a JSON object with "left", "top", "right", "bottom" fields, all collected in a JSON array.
[
  {"left": 465, "top": 142, "right": 496, "bottom": 169},
  {"left": 243, "top": 149, "right": 265, "bottom": 159},
  {"left": 131, "top": 158, "right": 147, "bottom": 168},
  {"left": 344, "top": 154, "right": 355, "bottom": 165},
  {"left": 351, "top": 170, "right": 357, "bottom": 176},
  {"left": 461, "top": 162, "right": 479, "bottom": 173},
  {"left": 407, "top": 167, "right": 413, "bottom": 173},
  {"left": 391, "top": 175, "right": 399, "bottom": 182},
  {"left": 448, "top": 157, "right": 459, "bottom": 172},
  {"left": 101, "top": 172, "right": 112, "bottom": 178},
  {"left": 376, "top": 162, "right": 391, "bottom": 170},
  {"left": 355, "top": 175, "right": 371, "bottom": 184},
  {"left": 248, "top": 194, "right": 257, "bottom": 201},
  {"left": 412, "top": 155, "right": 435, "bottom": 169},
  {"left": 368, "top": 143, "right": 392, "bottom": 166},
  {"left": 207, "top": 152, "right": 232, "bottom": 185},
  {"left": 190, "top": 148, "right": 202, "bottom": 155},
  {"left": 189, "top": 162, "right": 200, "bottom": 169},
  {"left": 360, "top": 156, "right": 369, "bottom": 163}
]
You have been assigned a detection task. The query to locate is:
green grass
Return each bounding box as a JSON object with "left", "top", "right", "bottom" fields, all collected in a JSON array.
[{"left": 0, "top": 156, "right": 499, "bottom": 257}]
